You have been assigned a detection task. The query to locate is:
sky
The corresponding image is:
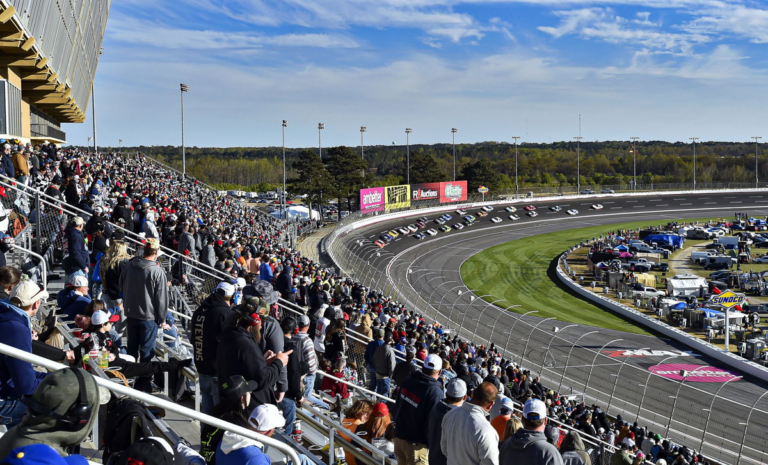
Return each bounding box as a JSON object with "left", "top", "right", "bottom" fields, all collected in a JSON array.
[{"left": 65, "top": 0, "right": 768, "bottom": 149}]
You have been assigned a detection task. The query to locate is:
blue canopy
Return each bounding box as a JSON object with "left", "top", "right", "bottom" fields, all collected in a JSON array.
[
  {"left": 701, "top": 308, "right": 723, "bottom": 318},
  {"left": 615, "top": 244, "right": 630, "bottom": 251},
  {"left": 670, "top": 302, "right": 687, "bottom": 310},
  {"left": 644, "top": 234, "right": 684, "bottom": 248}
]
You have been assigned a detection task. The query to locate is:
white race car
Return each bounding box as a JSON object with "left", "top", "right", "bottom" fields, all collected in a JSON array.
[
  {"left": 567, "top": 209, "right": 579, "bottom": 216},
  {"left": 527, "top": 211, "right": 538, "bottom": 217},
  {"left": 456, "top": 209, "right": 468, "bottom": 215},
  {"left": 505, "top": 206, "right": 517, "bottom": 213},
  {"left": 482, "top": 206, "right": 494, "bottom": 212},
  {"left": 550, "top": 206, "right": 562, "bottom": 212},
  {"left": 592, "top": 204, "right": 604, "bottom": 210},
  {"left": 426, "top": 228, "right": 438, "bottom": 236},
  {"left": 490, "top": 217, "right": 502, "bottom": 223},
  {"left": 509, "top": 214, "right": 520, "bottom": 221}
]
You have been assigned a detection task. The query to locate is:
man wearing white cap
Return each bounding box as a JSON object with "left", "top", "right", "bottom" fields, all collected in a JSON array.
[
  {"left": 499, "top": 398, "right": 564, "bottom": 465},
  {"left": 0, "top": 279, "right": 50, "bottom": 427},
  {"left": 427, "top": 378, "right": 467, "bottom": 465},
  {"left": 441, "top": 382, "right": 499, "bottom": 465},
  {"left": 394, "top": 353, "right": 445, "bottom": 465}
]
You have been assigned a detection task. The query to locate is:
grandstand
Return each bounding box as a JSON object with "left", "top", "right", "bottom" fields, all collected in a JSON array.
[{"left": 0, "top": 146, "right": 742, "bottom": 465}]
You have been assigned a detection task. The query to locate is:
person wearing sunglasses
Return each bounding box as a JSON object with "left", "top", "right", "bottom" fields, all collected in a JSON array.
[{"left": 0, "top": 280, "right": 50, "bottom": 428}]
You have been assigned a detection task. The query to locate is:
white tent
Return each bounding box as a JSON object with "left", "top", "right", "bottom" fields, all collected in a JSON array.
[
  {"left": 666, "top": 274, "right": 708, "bottom": 297},
  {"left": 270, "top": 205, "right": 320, "bottom": 220}
]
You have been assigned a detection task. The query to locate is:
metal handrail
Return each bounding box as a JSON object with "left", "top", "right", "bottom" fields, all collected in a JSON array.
[
  {"left": 0, "top": 341, "right": 303, "bottom": 465},
  {"left": 314, "top": 370, "right": 394, "bottom": 403}
]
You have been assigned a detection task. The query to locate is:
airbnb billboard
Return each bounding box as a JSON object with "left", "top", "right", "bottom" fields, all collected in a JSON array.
[
  {"left": 359, "top": 187, "right": 385, "bottom": 213},
  {"left": 411, "top": 183, "right": 440, "bottom": 202},
  {"left": 439, "top": 180, "right": 468, "bottom": 203}
]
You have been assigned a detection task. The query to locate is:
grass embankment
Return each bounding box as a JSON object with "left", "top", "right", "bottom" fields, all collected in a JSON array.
[{"left": 460, "top": 218, "right": 717, "bottom": 336}]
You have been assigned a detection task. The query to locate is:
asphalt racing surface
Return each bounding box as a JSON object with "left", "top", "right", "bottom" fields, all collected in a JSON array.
[{"left": 338, "top": 192, "right": 768, "bottom": 465}]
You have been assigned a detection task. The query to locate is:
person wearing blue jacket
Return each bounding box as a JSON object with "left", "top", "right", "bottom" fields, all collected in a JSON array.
[
  {"left": 63, "top": 216, "right": 89, "bottom": 283},
  {"left": 55, "top": 275, "right": 91, "bottom": 322},
  {"left": 0, "top": 279, "right": 49, "bottom": 428},
  {"left": 394, "top": 353, "right": 445, "bottom": 465},
  {"left": 259, "top": 255, "right": 273, "bottom": 282}
]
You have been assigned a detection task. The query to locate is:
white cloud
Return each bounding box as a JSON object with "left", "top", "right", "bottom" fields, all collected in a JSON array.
[{"left": 682, "top": 4, "right": 768, "bottom": 43}]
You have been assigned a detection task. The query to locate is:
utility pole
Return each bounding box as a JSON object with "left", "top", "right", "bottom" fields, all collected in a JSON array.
[
  {"left": 180, "top": 83, "right": 189, "bottom": 177},
  {"left": 512, "top": 136, "right": 520, "bottom": 197},
  {"left": 318, "top": 123, "right": 325, "bottom": 158},
  {"left": 360, "top": 126, "right": 366, "bottom": 159},
  {"left": 574, "top": 136, "right": 583, "bottom": 192}
]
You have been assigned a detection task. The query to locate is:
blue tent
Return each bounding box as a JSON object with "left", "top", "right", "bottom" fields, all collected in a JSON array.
[
  {"left": 644, "top": 234, "right": 684, "bottom": 248},
  {"left": 670, "top": 302, "right": 687, "bottom": 310},
  {"left": 701, "top": 308, "right": 723, "bottom": 318}
]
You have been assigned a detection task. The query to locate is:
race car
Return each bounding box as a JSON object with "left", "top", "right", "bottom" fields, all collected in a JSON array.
[
  {"left": 413, "top": 232, "right": 425, "bottom": 240},
  {"left": 527, "top": 211, "right": 538, "bottom": 217},
  {"left": 523, "top": 205, "right": 536, "bottom": 211},
  {"left": 477, "top": 211, "right": 488, "bottom": 218},
  {"left": 482, "top": 206, "right": 494, "bottom": 212},
  {"left": 509, "top": 214, "right": 520, "bottom": 221},
  {"left": 550, "top": 206, "right": 562, "bottom": 212},
  {"left": 380, "top": 234, "right": 393, "bottom": 243},
  {"left": 407, "top": 224, "right": 418, "bottom": 232},
  {"left": 491, "top": 217, "right": 502, "bottom": 223},
  {"left": 453, "top": 223, "right": 465, "bottom": 230},
  {"left": 439, "top": 225, "right": 452, "bottom": 232},
  {"left": 592, "top": 204, "right": 604, "bottom": 210},
  {"left": 567, "top": 209, "right": 579, "bottom": 216},
  {"left": 505, "top": 206, "right": 517, "bottom": 212},
  {"left": 415, "top": 221, "right": 427, "bottom": 229},
  {"left": 456, "top": 209, "right": 468, "bottom": 215},
  {"left": 464, "top": 215, "right": 476, "bottom": 222},
  {"left": 374, "top": 240, "right": 386, "bottom": 248},
  {"left": 441, "top": 214, "right": 453, "bottom": 221},
  {"left": 418, "top": 216, "right": 429, "bottom": 223},
  {"left": 398, "top": 227, "right": 410, "bottom": 235},
  {"left": 388, "top": 230, "right": 399, "bottom": 238},
  {"left": 426, "top": 228, "right": 438, "bottom": 236},
  {"left": 434, "top": 218, "right": 446, "bottom": 225}
]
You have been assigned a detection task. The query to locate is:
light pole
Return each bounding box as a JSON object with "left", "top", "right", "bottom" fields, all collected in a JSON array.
[
  {"left": 753, "top": 136, "right": 762, "bottom": 188},
  {"left": 118, "top": 139, "right": 123, "bottom": 153},
  {"left": 690, "top": 137, "right": 699, "bottom": 190},
  {"left": 91, "top": 87, "right": 98, "bottom": 154},
  {"left": 360, "top": 126, "right": 366, "bottom": 160},
  {"left": 180, "top": 83, "right": 189, "bottom": 178},
  {"left": 451, "top": 128, "right": 458, "bottom": 181},
  {"left": 630, "top": 136, "right": 639, "bottom": 191},
  {"left": 405, "top": 128, "right": 412, "bottom": 185},
  {"left": 318, "top": 123, "right": 325, "bottom": 158},
  {"left": 512, "top": 136, "right": 520, "bottom": 197},
  {"left": 574, "top": 136, "right": 583, "bottom": 192},
  {"left": 282, "top": 120, "right": 288, "bottom": 220},
  {"left": 87, "top": 137, "right": 93, "bottom": 153}
]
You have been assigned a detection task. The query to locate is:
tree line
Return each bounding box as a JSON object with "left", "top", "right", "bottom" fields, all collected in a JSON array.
[{"left": 105, "top": 141, "right": 767, "bottom": 199}]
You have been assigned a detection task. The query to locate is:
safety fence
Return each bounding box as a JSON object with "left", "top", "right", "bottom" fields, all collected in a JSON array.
[{"left": 324, "top": 198, "right": 768, "bottom": 465}]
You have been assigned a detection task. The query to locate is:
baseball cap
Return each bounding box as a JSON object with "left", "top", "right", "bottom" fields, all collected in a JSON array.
[
  {"left": 0, "top": 444, "right": 88, "bottom": 465},
  {"left": 70, "top": 275, "right": 89, "bottom": 287},
  {"left": 500, "top": 397, "right": 514, "bottom": 414},
  {"left": 220, "top": 375, "right": 258, "bottom": 404},
  {"left": 446, "top": 378, "right": 467, "bottom": 398},
  {"left": 145, "top": 237, "right": 161, "bottom": 251},
  {"left": 372, "top": 402, "right": 389, "bottom": 417},
  {"left": 523, "top": 398, "right": 547, "bottom": 420},
  {"left": 424, "top": 354, "right": 442, "bottom": 371},
  {"left": 297, "top": 314, "right": 310, "bottom": 327},
  {"left": 248, "top": 404, "right": 286, "bottom": 431},
  {"left": 91, "top": 310, "right": 119, "bottom": 325},
  {"left": 72, "top": 216, "right": 85, "bottom": 226},
  {"left": 10, "top": 280, "right": 48, "bottom": 307},
  {"left": 216, "top": 281, "right": 236, "bottom": 296},
  {"left": 109, "top": 437, "right": 175, "bottom": 465}
]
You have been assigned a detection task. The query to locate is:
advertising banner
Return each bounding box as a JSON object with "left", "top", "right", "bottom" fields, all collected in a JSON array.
[
  {"left": 385, "top": 184, "right": 411, "bottom": 211},
  {"left": 411, "top": 183, "right": 440, "bottom": 202},
  {"left": 439, "top": 180, "right": 468, "bottom": 203},
  {"left": 359, "top": 187, "right": 385, "bottom": 213}
]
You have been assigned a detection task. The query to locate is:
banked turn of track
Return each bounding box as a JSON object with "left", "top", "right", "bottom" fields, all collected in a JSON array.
[{"left": 331, "top": 191, "right": 768, "bottom": 465}]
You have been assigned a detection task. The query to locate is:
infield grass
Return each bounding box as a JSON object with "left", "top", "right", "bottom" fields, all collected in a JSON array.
[{"left": 460, "top": 217, "right": 715, "bottom": 336}]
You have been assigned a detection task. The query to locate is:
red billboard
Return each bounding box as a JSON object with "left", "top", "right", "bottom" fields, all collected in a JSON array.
[
  {"left": 439, "top": 180, "right": 468, "bottom": 203},
  {"left": 411, "top": 183, "right": 440, "bottom": 202}
]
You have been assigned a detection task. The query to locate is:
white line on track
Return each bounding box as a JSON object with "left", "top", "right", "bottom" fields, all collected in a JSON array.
[
  {"left": 611, "top": 207, "right": 622, "bottom": 210},
  {"left": 657, "top": 204, "right": 669, "bottom": 206},
  {"left": 730, "top": 201, "right": 743, "bottom": 204},
  {"left": 681, "top": 203, "right": 692, "bottom": 206},
  {"left": 705, "top": 202, "right": 716, "bottom": 205}
]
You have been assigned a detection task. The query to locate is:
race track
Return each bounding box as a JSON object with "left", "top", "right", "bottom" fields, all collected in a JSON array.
[{"left": 335, "top": 192, "right": 768, "bottom": 465}]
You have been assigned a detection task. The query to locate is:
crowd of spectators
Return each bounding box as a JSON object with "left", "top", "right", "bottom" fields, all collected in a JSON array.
[{"left": 0, "top": 142, "right": 715, "bottom": 465}]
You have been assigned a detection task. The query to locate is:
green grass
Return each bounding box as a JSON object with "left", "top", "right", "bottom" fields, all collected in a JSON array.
[{"left": 460, "top": 218, "right": 717, "bottom": 336}]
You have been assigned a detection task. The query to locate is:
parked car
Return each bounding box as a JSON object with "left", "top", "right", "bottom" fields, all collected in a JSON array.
[
  {"left": 754, "top": 256, "right": 768, "bottom": 264},
  {"left": 601, "top": 188, "right": 615, "bottom": 194},
  {"left": 630, "top": 284, "right": 666, "bottom": 299},
  {"left": 580, "top": 189, "right": 596, "bottom": 194}
]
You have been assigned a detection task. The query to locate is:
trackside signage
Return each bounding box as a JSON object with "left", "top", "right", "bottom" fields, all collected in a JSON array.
[
  {"left": 439, "top": 180, "right": 468, "bottom": 203},
  {"left": 648, "top": 363, "right": 740, "bottom": 383},
  {"left": 706, "top": 290, "right": 746, "bottom": 309},
  {"left": 411, "top": 183, "right": 440, "bottom": 202},
  {"left": 360, "top": 187, "right": 385, "bottom": 213}
]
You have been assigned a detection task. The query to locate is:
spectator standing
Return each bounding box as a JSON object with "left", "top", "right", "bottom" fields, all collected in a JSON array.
[
  {"left": 0, "top": 280, "right": 49, "bottom": 428},
  {"left": 292, "top": 313, "right": 328, "bottom": 409},
  {"left": 393, "top": 354, "right": 445, "bottom": 465},
  {"left": 119, "top": 237, "right": 169, "bottom": 391},
  {"left": 440, "top": 382, "right": 499, "bottom": 465},
  {"left": 499, "top": 399, "right": 564, "bottom": 465},
  {"left": 373, "top": 333, "right": 397, "bottom": 396},
  {"left": 192, "top": 281, "right": 235, "bottom": 412},
  {"left": 280, "top": 316, "right": 310, "bottom": 436},
  {"left": 254, "top": 296, "right": 287, "bottom": 402},
  {"left": 63, "top": 216, "right": 89, "bottom": 283},
  {"left": 364, "top": 328, "right": 385, "bottom": 391},
  {"left": 259, "top": 254, "right": 273, "bottom": 282},
  {"left": 427, "top": 378, "right": 467, "bottom": 465}
]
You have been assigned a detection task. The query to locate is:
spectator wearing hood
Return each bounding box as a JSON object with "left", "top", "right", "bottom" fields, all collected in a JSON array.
[
  {"left": 275, "top": 264, "right": 294, "bottom": 301},
  {"left": 499, "top": 399, "right": 564, "bottom": 465},
  {"left": 0, "top": 367, "right": 101, "bottom": 458},
  {"left": 63, "top": 216, "right": 89, "bottom": 283},
  {"left": 0, "top": 280, "right": 50, "bottom": 428},
  {"left": 560, "top": 430, "right": 591, "bottom": 465},
  {"left": 119, "top": 238, "right": 169, "bottom": 392},
  {"left": 192, "top": 281, "right": 235, "bottom": 413},
  {"left": 56, "top": 275, "right": 91, "bottom": 321}
]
